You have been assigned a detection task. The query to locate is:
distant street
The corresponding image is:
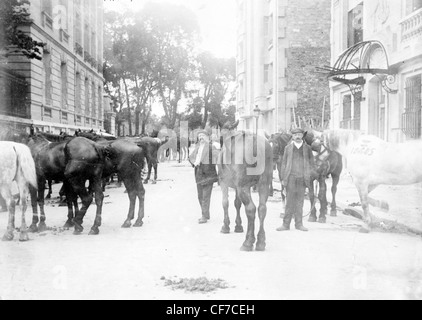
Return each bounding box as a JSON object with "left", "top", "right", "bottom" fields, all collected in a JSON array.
[{"left": 0, "top": 162, "right": 421, "bottom": 300}]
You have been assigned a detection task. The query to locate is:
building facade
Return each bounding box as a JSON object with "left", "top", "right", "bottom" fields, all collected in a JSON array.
[
  {"left": 236, "top": 0, "right": 331, "bottom": 134},
  {"left": 329, "top": 0, "right": 422, "bottom": 142},
  {"left": 0, "top": 0, "right": 111, "bottom": 134}
]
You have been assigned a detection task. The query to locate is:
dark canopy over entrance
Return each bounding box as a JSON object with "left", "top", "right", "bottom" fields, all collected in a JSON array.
[{"left": 319, "top": 40, "right": 397, "bottom": 94}]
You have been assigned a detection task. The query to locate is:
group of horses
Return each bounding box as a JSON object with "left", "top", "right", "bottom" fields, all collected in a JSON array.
[{"left": 0, "top": 124, "right": 419, "bottom": 249}]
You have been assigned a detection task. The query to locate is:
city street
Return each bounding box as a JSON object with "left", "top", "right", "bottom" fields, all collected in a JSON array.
[{"left": 0, "top": 161, "right": 421, "bottom": 300}]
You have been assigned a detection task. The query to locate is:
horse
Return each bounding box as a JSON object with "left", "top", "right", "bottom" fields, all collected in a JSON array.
[
  {"left": 0, "top": 142, "right": 37, "bottom": 242},
  {"left": 321, "top": 129, "right": 422, "bottom": 233},
  {"left": 125, "top": 136, "right": 167, "bottom": 185},
  {"left": 308, "top": 132, "right": 343, "bottom": 224},
  {"left": 218, "top": 131, "right": 273, "bottom": 251},
  {"left": 64, "top": 137, "right": 107, "bottom": 235},
  {"left": 69, "top": 132, "right": 147, "bottom": 229}
]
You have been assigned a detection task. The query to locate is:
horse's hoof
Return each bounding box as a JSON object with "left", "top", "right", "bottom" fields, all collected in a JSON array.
[
  {"left": 121, "top": 221, "right": 132, "bottom": 228},
  {"left": 143, "top": 180, "right": 149, "bottom": 185},
  {"left": 255, "top": 243, "right": 266, "bottom": 252},
  {"left": 63, "top": 220, "right": 74, "bottom": 229},
  {"left": 240, "top": 245, "right": 254, "bottom": 252},
  {"left": 38, "top": 222, "right": 48, "bottom": 233},
  {"left": 19, "top": 232, "right": 29, "bottom": 242},
  {"left": 2, "top": 232, "right": 14, "bottom": 241},
  {"left": 133, "top": 220, "right": 144, "bottom": 228},
  {"left": 89, "top": 228, "right": 100, "bottom": 236},
  {"left": 152, "top": 180, "right": 157, "bottom": 185},
  {"left": 318, "top": 217, "right": 327, "bottom": 224},
  {"left": 308, "top": 216, "right": 317, "bottom": 223},
  {"left": 234, "top": 226, "right": 244, "bottom": 233},
  {"left": 46, "top": 195, "right": 51, "bottom": 199},
  {"left": 359, "top": 227, "right": 370, "bottom": 234},
  {"left": 221, "top": 226, "right": 230, "bottom": 234},
  {"left": 28, "top": 224, "right": 38, "bottom": 233},
  {"left": 73, "top": 222, "right": 84, "bottom": 235}
]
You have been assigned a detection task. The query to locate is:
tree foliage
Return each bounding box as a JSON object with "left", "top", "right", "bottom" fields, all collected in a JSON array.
[{"left": 0, "top": 0, "right": 44, "bottom": 61}]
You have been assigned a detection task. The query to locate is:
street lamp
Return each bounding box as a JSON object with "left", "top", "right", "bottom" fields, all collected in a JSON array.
[
  {"left": 253, "top": 105, "right": 261, "bottom": 135},
  {"left": 253, "top": 105, "right": 261, "bottom": 156}
]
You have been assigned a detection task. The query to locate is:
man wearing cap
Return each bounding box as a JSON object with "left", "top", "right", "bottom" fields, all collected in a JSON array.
[
  {"left": 277, "top": 128, "right": 316, "bottom": 232},
  {"left": 189, "top": 129, "right": 219, "bottom": 224}
]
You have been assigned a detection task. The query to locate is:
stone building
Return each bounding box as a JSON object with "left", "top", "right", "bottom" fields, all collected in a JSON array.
[
  {"left": 236, "top": 0, "right": 331, "bottom": 134},
  {"left": 328, "top": 0, "right": 422, "bottom": 142},
  {"left": 0, "top": 0, "right": 113, "bottom": 134}
]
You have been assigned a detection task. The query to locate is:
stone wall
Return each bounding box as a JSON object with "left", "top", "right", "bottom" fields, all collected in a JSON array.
[{"left": 285, "top": 0, "right": 331, "bottom": 128}]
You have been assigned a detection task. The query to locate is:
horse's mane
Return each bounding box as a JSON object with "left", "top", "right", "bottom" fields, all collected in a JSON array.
[{"left": 324, "top": 129, "right": 362, "bottom": 152}]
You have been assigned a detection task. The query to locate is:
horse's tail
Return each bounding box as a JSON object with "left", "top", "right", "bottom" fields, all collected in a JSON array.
[{"left": 14, "top": 143, "right": 37, "bottom": 189}]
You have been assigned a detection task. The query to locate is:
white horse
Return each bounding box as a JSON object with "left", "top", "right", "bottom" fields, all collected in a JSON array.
[
  {"left": 0, "top": 142, "right": 37, "bottom": 241},
  {"left": 322, "top": 129, "right": 422, "bottom": 233}
]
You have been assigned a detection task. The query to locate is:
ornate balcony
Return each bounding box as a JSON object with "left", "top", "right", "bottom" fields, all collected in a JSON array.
[{"left": 401, "top": 8, "right": 422, "bottom": 42}]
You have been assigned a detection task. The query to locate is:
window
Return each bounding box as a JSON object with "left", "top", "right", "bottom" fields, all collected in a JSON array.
[
  {"left": 42, "top": 0, "right": 53, "bottom": 16},
  {"left": 343, "top": 95, "right": 352, "bottom": 121},
  {"left": 348, "top": 3, "right": 364, "bottom": 48},
  {"left": 61, "top": 62, "right": 68, "bottom": 110},
  {"left": 406, "top": 0, "right": 422, "bottom": 15},
  {"left": 44, "top": 107, "right": 52, "bottom": 118},
  {"left": 74, "top": 4, "right": 82, "bottom": 45},
  {"left": 92, "top": 81, "right": 96, "bottom": 118},
  {"left": 76, "top": 115, "right": 82, "bottom": 124},
  {"left": 85, "top": 78, "right": 90, "bottom": 116},
  {"left": 43, "top": 51, "right": 52, "bottom": 105},
  {"left": 62, "top": 112, "right": 68, "bottom": 121},
  {"left": 402, "top": 74, "right": 422, "bottom": 139},
  {"left": 75, "top": 72, "right": 81, "bottom": 113},
  {"left": 98, "top": 86, "right": 103, "bottom": 121},
  {"left": 353, "top": 92, "right": 362, "bottom": 130},
  {"left": 58, "top": 0, "right": 68, "bottom": 31}
]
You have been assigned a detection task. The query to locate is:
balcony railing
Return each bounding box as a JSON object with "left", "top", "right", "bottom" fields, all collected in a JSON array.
[
  {"left": 402, "top": 108, "right": 422, "bottom": 139},
  {"left": 401, "top": 8, "right": 422, "bottom": 42}
]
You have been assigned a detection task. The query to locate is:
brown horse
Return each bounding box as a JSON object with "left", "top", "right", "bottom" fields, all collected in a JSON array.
[{"left": 218, "top": 131, "right": 273, "bottom": 251}]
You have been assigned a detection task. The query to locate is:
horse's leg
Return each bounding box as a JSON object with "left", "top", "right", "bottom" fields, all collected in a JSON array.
[
  {"left": 89, "top": 178, "right": 104, "bottom": 235},
  {"left": 220, "top": 184, "right": 230, "bottom": 234},
  {"left": 46, "top": 180, "right": 52, "bottom": 199},
  {"left": 18, "top": 186, "right": 29, "bottom": 242},
  {"left": 269, "top": 179, "right": 274, "bottom": 197},
  {"left": 71, "top": 178, "right": 93, "bottom": 235},
  {"left": 256, "top": 182, "right": 269, "bottom": 251},
  {"left": 330, "top": 174, "right": 340, "bottom": 217},
  {"left": 234, "top": 190, "right": 243, "bottom": 233},
  {"left": 37, "top": 177, "right": 48, "bottom": 232},
  {"left": 152, "top": 161, "right": 158, "bottom": 184},
  {"left": 29, "top": 184, "right": 39, "bottom": 233},
  {"left": 63, "top": 181, "right": 76, "bottom": 229},
  {"left": 356, "top": 183, "right": 373, "bottom": 233},
  {"left": 1, "top": 188, "right": 15, "bottom": 241},
  {"left": 318, "top": 177, "right": 328, "bottom": 224},
  {"left": 122, "top": 178, "right": 136, "bottom": 228},
  {"left": 308, "top": 179, "right": 318, "bottom": 223},
  {"left": 134, "top": 180, "right": 146, "bottom": 227},
  {"left": 144, "top": 161, "right": 152, "bottom": 184},
  {"left": 239, "top": 187, "right": 256, "bottom": 252}
]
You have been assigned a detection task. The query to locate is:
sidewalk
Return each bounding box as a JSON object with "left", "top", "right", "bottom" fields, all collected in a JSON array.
[{"left": 321, "top": 173, "right": 422, "bottom": 235}]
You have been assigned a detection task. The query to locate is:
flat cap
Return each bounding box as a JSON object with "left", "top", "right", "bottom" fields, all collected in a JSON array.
[{"left": 291, "top": 128, "right": 305, "bottom": 135}]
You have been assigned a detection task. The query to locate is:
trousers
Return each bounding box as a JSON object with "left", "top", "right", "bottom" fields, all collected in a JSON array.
[
  {"left": 283, "top": 175, "right": 306, "bottom": 228},
  {"left": 197, "top": 183, "right": 213, "bottom": 219}
]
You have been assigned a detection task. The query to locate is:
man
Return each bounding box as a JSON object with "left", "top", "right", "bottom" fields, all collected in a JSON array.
[
  {"left": 277, "top": 128, "right": 316, "bottom": 232},
  {"left": 189, "top": 129, "right": 219, "bottom": 224}
]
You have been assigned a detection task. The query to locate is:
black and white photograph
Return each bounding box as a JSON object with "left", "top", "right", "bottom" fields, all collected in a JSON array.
[{"left": 0, "top": 0, "right": 421, "bottom": 304}]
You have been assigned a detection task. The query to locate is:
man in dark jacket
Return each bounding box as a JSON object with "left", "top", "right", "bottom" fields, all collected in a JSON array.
[
  {"left": 189, "top": 129, "right": 219, "bottom": 224},
  {"left": 277, "top": 128, "right": 316, "bottom": 232}
]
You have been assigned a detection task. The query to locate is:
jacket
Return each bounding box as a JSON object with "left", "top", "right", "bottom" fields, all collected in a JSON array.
[
  {"left": 189, "top": 142, "right": 219, "bottom": 186},
  {"left": 280, "top": 142, "right": 316, "bottom": 188}
]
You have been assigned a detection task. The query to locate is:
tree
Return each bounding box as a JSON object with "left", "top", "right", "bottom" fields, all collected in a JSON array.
[
  {"left": 0, "top": 0, "right": 44, "bottom": 61},
  {"left": 185, "top": 52, "right": 236, "bottom": 129},
  {"left": 141, "top": 2, "right": 199, "bottom": 129}
]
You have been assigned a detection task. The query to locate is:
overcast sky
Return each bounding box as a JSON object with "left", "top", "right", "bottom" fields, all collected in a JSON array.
[{"left": 103, "top": 0, "right": 237, "bottom": 59}]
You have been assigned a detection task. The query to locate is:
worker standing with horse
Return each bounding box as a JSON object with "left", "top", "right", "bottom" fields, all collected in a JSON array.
[
  {"left": 189, "top": 129, "right": 220, "bottom": 224},
  {"left": 277, "top": 128, "right": 316, "bottom": 232}
]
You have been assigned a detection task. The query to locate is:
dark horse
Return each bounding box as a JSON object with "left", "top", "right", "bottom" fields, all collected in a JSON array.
[
  {"left": 218, "top": 131, "right": 273, "bottom": 251},
  {"left": 125, "top": 136, "right": 167, "bottom": 185},
  {"left": 308, "top": 134, "right": 343, "bottom": 223},
  {"left": 70, "top": 132, "right": 147, "bottom": 230}
]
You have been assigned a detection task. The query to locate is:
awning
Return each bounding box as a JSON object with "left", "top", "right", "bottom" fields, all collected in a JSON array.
[{"left": 318, "top": 40, "right": 397, "bottom": 94}]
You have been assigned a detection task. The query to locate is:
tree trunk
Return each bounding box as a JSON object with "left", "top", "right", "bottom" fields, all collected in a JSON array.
[
  {"left": 135, "top": 111, "right": 140, "bottom": 136},
  {"left": 122, "top": 78, "right": 132, "bottom": 136}
]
